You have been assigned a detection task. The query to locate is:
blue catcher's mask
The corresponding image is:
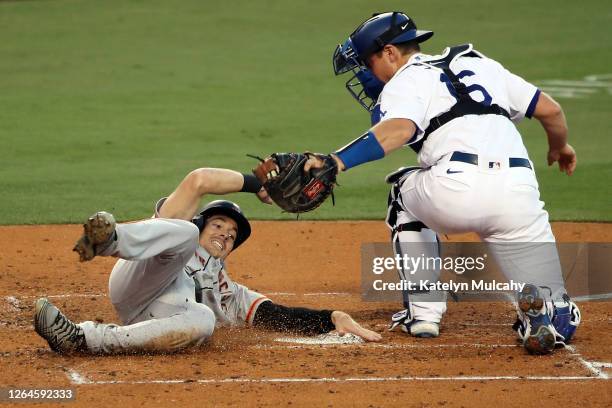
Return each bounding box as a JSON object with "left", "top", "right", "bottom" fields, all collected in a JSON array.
[
  {"left": 332, "top": 11, "right": 433, "bottom": 112},
  {"left": 333, "top": 38, "right": 384, "bottom": 112}
]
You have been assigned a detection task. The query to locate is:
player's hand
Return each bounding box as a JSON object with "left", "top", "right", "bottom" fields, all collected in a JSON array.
[
  {"left": 256, "top": 187, "right": 273, "bottom": 205},
  {"left": 547, "top": 143, "right": 576, "bottom": 176},
  {"left": 331, "top": 311, "right": 382, "bottom": 342},
  {"left": 304, "top": 153, "right": 345, "bottom": 173}
]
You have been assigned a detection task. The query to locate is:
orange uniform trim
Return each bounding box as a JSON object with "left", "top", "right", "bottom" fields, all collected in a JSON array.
[{"left": 246, "top": 297, "right": 269, "bottom": 325}]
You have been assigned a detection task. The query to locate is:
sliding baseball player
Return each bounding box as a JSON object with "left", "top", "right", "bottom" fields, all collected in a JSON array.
[{"left": 34, "top": 168, "right": 381, "bottom": 354}]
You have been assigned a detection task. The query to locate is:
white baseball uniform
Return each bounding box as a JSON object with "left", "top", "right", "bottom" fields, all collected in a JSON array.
[
  {"left": 379, "top": 46, "right": 567, "bottom": 323},
  {"left": 78, "top": 199, "right": 268, "bottom": 354}
]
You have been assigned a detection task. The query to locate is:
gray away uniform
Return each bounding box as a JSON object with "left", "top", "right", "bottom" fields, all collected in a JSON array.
[{"left": 78, "top": 200, "right": 267, "bottom": 354}]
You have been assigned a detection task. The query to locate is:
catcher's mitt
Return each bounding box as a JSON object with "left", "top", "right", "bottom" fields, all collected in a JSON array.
[{"left": 252, "top": 152, "right": 337, "bottom": 213}]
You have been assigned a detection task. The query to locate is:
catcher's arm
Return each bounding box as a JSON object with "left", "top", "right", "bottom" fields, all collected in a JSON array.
[
  {"left": 252, "top": 301, "right": 382, "bottom": 342},
  {"left": 305, "top": 118, "right": 416, "bottom": 173},
  {"left": 531, "top": 91, "right": 576, "bottom": 176}
]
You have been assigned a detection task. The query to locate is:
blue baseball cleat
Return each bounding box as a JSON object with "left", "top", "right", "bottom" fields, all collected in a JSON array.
[
  {"left": 516, "top": 284, "right": 557, "bottom": 354},
  {"left": 515, "top": 284, "right": 580, "bottom": 355}
]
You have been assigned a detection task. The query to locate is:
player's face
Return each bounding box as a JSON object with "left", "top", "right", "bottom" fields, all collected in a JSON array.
[
  {"left": 366, "top": 46, "right": 399, "bottom": 83},
  {"left": 199, "top": 215, "right": 238, "bottom": 259}
]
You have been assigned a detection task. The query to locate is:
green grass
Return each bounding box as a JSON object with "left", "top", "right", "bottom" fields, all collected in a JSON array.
[{"left": 0, "top": 0, "right": 610, "bottom": 223}]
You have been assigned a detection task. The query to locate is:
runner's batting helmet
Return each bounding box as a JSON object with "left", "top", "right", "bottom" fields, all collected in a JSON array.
[{"left": 192, "top": 200, "right": 251, "bottom": 249}]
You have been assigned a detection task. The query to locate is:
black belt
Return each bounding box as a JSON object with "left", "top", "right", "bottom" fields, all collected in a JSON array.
[{"left": 450, "top": 151, "right": 532, "bottom": 170}]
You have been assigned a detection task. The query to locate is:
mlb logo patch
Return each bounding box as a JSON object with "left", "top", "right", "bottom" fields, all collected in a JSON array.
[{"left": 488, "top": 161, "right": 501, "bottom": 169}]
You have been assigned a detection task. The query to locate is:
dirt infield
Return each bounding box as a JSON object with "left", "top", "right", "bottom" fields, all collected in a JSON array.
[{"left": 1, "top": 222, "right": 610, "bottom": 407}]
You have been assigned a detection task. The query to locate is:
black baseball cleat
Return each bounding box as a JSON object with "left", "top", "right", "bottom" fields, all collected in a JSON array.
[
  {"left": 73, "top": 211, "right": 116, "bottom": 262},
  {"left": 34, "top": 298, "right": 87, "bottom": 354}
]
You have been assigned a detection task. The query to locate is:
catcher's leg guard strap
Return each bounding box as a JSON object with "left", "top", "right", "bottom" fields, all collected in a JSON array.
[
  {"left": 385, "top": 175, "right": 425, "bottom": 238},
  {"left": 386, "top": 181, "right": 447, "bottom": 322}
]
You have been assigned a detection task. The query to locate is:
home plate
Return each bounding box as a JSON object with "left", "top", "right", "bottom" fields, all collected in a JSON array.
[{"left": 274, "top": 333, "right": 365, "bottom": 345}]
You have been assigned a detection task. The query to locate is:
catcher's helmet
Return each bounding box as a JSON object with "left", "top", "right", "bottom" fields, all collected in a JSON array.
[
  {"left": 333, "top": 12, "right": 433, "bottom": 111},
  {"left": 192, "top": 200, "right": 251, "bottom": 250}
]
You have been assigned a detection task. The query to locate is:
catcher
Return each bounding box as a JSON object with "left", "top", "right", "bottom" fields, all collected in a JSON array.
[
  {"left": 33, "top": 167, "right": 381, "bottom": 354},
  {"left": 253, "top": 12, "right": 581, "bottom": 355}
]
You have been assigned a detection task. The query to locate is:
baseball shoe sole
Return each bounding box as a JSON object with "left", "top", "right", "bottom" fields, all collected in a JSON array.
[
  {"left": 410, "top": 320, "right": 439, "bottom": 338},
  {"left": 73, "top": 211, "right": 116, "bottom": 262},
  {"left": 34, "top": 298, "right": 87, "bottom": 354},
  {"left": 518, "top": 284, "right": 556, "bottom": 354}
]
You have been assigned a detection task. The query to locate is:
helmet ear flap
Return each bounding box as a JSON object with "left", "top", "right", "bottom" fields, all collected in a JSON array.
[{"left": 192, "top": 214, "right": 205, "bottom": 232}]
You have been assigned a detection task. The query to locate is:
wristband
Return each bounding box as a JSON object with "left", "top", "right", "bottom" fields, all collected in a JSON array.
[
  {"left": 241, "top": 174, "right": 262, "bottom": 193},
  {"left": 334, "top": 131, "right": 385, "bottom": 171}
]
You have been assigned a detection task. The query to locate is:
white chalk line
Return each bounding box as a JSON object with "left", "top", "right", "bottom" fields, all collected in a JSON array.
[
  {"left": 257, "top": 343, "right": 518, "bottom": 350},
  {"left": 61, "top": 337, "right": 611, "bottom": 387},
  {"left": 62, "top": 341, "right": 610, "bottom": 386},
  {"left": 3, "top": 296, "right": 21, "bottom": 311},
  {"left": 566, "top": 345, "right": 610, "bottom": 380},
  {"left": 64, "top": 368, "right": 608, "bottom": 386},
  {"left": 572, "top": 293, "right": 612, "bottom": 301},
  {"left": 53, "top": 326, "right": 606, "bottom": 386},
  {"left": 3, "top": 293, "right": 108, "bottom": 300},
  {"left": 9, "top": 325, "right": 35, "bottom": 331},
  {"left": 67, "top": 368, "right": 92, "bottom": 385}
]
